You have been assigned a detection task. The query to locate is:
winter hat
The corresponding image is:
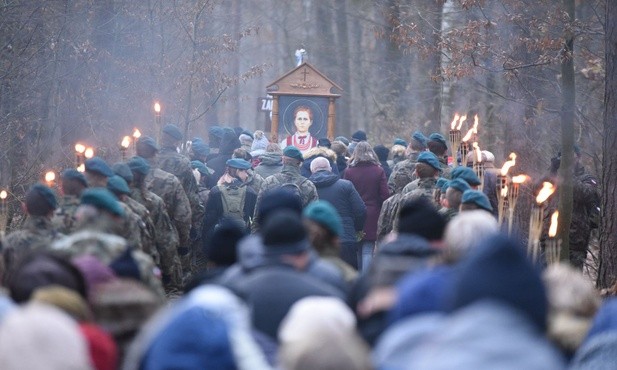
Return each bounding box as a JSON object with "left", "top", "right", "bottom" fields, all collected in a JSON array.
[
  {"left": 107, "top": 175, "right": 131, "bottom": 196},
  {"left": 351, "top": 130, "right": 367, "bottom": 142},
  {"left": 398, "top": 197, "right": 447, "bottom": 241},
  {"left": 71, "top": 255, "right": 117, "bottom": 296},
  {"left": 208, "top": 126, "right": 224, "bottom": 148},
  {"left": 372, "top": 234, "right": 438, "bottom": 287},
  {"left": 25, "top": 183, "right": 57, "bottom": 216},
  {"left": 283, "top": 146, "right": 304, "bottom": 161},
  {"left": 256, "top": 188, "right": 303, "bottom": 227},
  {"left": 141, "top": 307, "right": 236, "bottom": 370},
  {"left": 303, "top": 200, "right": 343, "bottom": 237},
  {"left": 451, "top": 166, "right": 481, "bottom": 186},
  {"left": 205, "top": 217, "right": 246, "bottom": 266},
  {"left": 309, "top": 156, "right": 332, "bottom": 173},
  {"left": 162, "top": 123, "right": 183, "bottom": 141},
  {"left": 461, "top": 190, "right": 493, "bottom": 212},
  {"left": 112, "top": 163, "right": 134, "bottom": 184},
  {"left": 31, "top": 285, "right": 92, "bottom": 322},
  {"left": 373, "top": 145, "right": 390, "bottom": 162},
  {"left": 80, "top": 188, "right": 124, "bottom": 217},
  {"left": 334, "top": 136, "right": 350, "bottom": 146},
  {"left": 61, "top": 169, "right": 88, "bottom": 188},
  {"left": 85, "top": 157, "right": 114, "bottom": 177},
  {"left": 109, "top": 248, "right": 141, "bottom": 282},
  {"left": 79, "top": 322, "right": 119, "bottom": 370},
  {"left": 262, "top": 210, "right": 310, "bottom": 256},
  {"left": 0, "top": 303, "right": 92, "bottom": 370},
  {"left": 449, "top": 234, "right": 548, "bottom": 332},
  {"left": 127, "top": 156, "right": 151, "bottom": 176},
  {"left": 250, "top": 130, "right": 269, "bottom": 152},
  {"left": 393, "top": 138, "right": 407, "bottom": 147}
]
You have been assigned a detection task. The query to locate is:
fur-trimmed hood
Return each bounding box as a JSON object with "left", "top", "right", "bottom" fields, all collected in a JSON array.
[{"left": 303, "top": 147, "right": 337, "bottom": 162}]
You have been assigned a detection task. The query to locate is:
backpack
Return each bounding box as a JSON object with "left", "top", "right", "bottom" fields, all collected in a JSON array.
[{"left": 219, "top": 184, "right": 248, "bottom": 228}]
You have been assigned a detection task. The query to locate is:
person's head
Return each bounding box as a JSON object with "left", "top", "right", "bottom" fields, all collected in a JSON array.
[
  {"left": 293, "top": 106, "right": 313, "bottom": 134},
  {"left": 330, "top": 141, "right": 348, "bottom": 158},
  {"left": 232, "top": 147, "right": 252, "bottom": 161},
  {"left": 349, "top": 141, "right": 379, "bottom": 166},
  {"left": 373, "top": 145, "right": 389, "bottom": 162},
  {"left": 84, "top": 157, "right": 114, "bottom": 188},
  {"left": 390, "top": 144, "right": 406, "bottom": 161},
  {"left": 262, "top": 210, "right": 311, "bottom": 270},
  {"left": 24, "top": 184, "right": 57, "bottom": 217},
  {"left": 443, "top": 210, "right": 499, "bottom": 262},
  {"left": 161, "top": 124, "right": 183, "bottom": 148},
  {"left": 225, "top": 158, "right": 251, "bottom": 182},
  {"left": 107, "top": 175, "right": 131, "bottom": 200},
  {"left": 410, "top": 131, "right": 428, "bottom": 152},
  {"left": 76, "top": 188, "right": 125, "bottom": 226},
  {"left": 205, "top": 217, "right": 246, "bottom": 268},
  {"left": 445, "top": 178, "right": 470, "bottom": 210},
  {"left": 303, "top": 201, "right": 342, "bottom": 254},
  {"left": 310, "top": 157, "right": 332, "bottom": 174},
  {"left": 135, "top": 136, "right": 159, "bottom": 159},
  {"left": 60, "top": 169, "right": 88, "bottom": 198},
  {"left": 351, "top": 130, "right": 367, "bottom": 143},
  {"left": 127, "top": 156, "right": 150, "bottom": 187},
  {"left": 415, "top": 152, "right": 442, "bottom": 179},
  {"left": 282, "top": 146, "right": 304, "bottom": 167},
  {"left": 398, "top": 197, "right": 446, "bottom": 243},
  {"left": 427, "top": 133, "right": 448, "bottom": 157},
  {"left": 265, "top": 142, "right": 282, "bottom": 154},
  {"left": 111, "top": 163, "right": 134, "bottom": 186},
  {"left": 460, "top": 190, "right": 493, "bottom": 213}
]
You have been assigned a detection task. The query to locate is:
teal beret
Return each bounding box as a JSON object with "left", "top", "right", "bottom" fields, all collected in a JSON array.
[
  {"left": 283, "top": 146, "right": 304, "bottom": 161},
  {"left": 85, "top": 157, "right": 114, "bottom": 177},
  {"left": 429, "top": 133, "right": 447, "bottom": 148},
  {"left": 436, "top": 177, "right": 448, "bottom": 192},
  {"left": 127, "top": 156, "right": 151, "bottom": 175},
  {"left": 162, "top": 124, "right": 183, "bottom": 141},
  {"left": 303, "top": 200, "right": 343, "bottom": 237},
  {"left": 61, "top": 169, "right": 88, "bottom": 187},
  {"left": 417, "top": 152, "right": 442, "bottom": 171},
  {"left": 192, "top": 137, "right": 204, "bottom": 144},
  {"left": 29, "top": 183, "right": 57, "bottom": 210},
  {"left": 107, "top": 175, "right": 131, "bottom": 196},
  {"left": 191, "top": 142, "right": 210, "bottom": 157},
  {"left": 136, "top": 136, "right": 159, "bottom": 151},
  {"left": 112, "top": 163, "right": 134, "bottom": 184},
  {"left": 208, "top": 126, "right": 224, "bottom": 138},
  {"left": 462, "top": 190, "right": 493, "bottom": 212},
  {"left": 451, "top": 166, "right": 482, "bottom": 186},
  {"left": 393, "top": 138, "right": 407, "bottom": 147},
  {"left": 191, "top": 160, "right": 211, "bottom": 175},
  {"left": 411, "top": 131, "right": 428, "bottom": 147},
  {"left": 441, "top": 180, "right": 451, "bottom": 194},
  {"left": 448, "top": 178, "right": 471, "bottom": 193},
  {"left": 80, "top": 188, "right": 124, "bottom": 216},
  {"left": 226, "top": 158, "right": 251, "bottom": 170}
]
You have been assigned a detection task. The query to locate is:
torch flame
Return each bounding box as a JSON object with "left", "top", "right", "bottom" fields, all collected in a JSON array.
[
  {"left": 450, "top": 113, "right": 460, "bottom": 130},
  {"left": 548, "top": 211, "right": 559, "bottom": 238},
  {"left": 77, "top": 164, "right": 85, "bottom": 172},
  {"left": 84, "top": 147, "right": 94, "bottom": 159},
  {"left": 154, "top": 102, "right": 161, "bottom": 113},
  {"left": 462, "top": 127, "right": 474, "bottom": 142},
  {"left": 473, "top": 142, "right": 482, "bottom": 162},
  {"left": 473, "top": 114, "right": 479, "bottom": 133},
  {"left": 0, "top": 190, "right": 7, "bottom": 200},
  {"left": 500, "top": 153, "right": 517, "bottom": 176},
  {"left": 133, "top": 129, "right": 141, "bottom": 139},
  {"left": 457, "top": 115, "right": 467, "bottom": 131},
  {"left": 45, "top": 171, "right": 56, "bottom": 183},
  {"left": 121, "top": 136, "right": 131, "bottom": 149},
  {"left": 501, "top": 185, "right": 508, "bottom": 198},
  {"left": 536, "top": 181, "right": 556, "bottom": 204},
  {"left": 75, "top": 143, "right": 86, "bottom": 153},
  {"left": 512, "top": 175, "right": 528, "bottom": 184}
]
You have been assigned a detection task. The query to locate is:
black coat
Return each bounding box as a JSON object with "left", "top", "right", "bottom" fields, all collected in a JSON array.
[{"left": 309, "top": 171, "right": 367, "bottom": 244}]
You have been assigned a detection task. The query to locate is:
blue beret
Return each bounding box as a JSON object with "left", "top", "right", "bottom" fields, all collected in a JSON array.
[
  {"left": 111, "top": 163, "right": 134, "bottom": 184},
  {"left": 137, "top": 136, "right": 159, "bottom": 151},
  {"left": 127, "top": 156, "right": 151, "bottom": 175},
  {"left": 226, "top": 158, "right": 251, "bottom": 170},
  {"left": 85, "top": 157, "right": 114, "bottom": 177},
  {"left": 436, "top": 177, "right": 448, "bottom": 192},
  {"left": 208, "top": 126, "right": 224, "bottom": 138},
  {"left": 462, "top": 190, "right": 493, "bottom": 212},
  {"left": 191, "top": 142, "right": 210, "bottom": 157},
  {"left": 80, "top": 188, "right": 124, "bottom": 216},
  {"left": 393, "top": 138, "right": 408, "bottom": 147},
  {"left": 448, "top": 178, "right": 471, "bottom": 193},
  {"left": 107, "top": 175, "right": 131, "bottom": 195},
  {"left": 451, "top": 166, "right": 482, "bottom": 186},
  {"left": 411, "top": 131, "right": 428, "bottom": 147},
  {"left": 417, "top": 152, "right": 442, "bottom": 171},
  {"left": 29, "top": 183, "right": 57, "bottom": 210},
  {"left": 61, "top": 169, "right": 88, "bottom": 187},
  {"left": 440, "top": 180, "right": 451, "bottom": 194},
  {"left": 429, "top": 133, "right": 447, "bottom": 148},
  {"left": 162, "top": 124, "right": 183, "bottom": 141},
  {"left": 191, "top": 160, "right": 211, "bottom": 175},
  {"left": 192, "top": 137, "right": 204, "bottom": 144},
  {"left": 283, "top": 146, "right": 304, "bottom": 161},
  {"left": 303, "top": 200, "right": 343, "bottom": 237}
]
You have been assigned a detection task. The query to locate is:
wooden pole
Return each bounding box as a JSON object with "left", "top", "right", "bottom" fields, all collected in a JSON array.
[{"left": 271, "top": 95, "right": 279, "bottom": 143}]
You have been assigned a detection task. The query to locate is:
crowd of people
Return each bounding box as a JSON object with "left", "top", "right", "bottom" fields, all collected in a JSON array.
[{"left": 0, "top": 123, "right": 608, "bottom": 370}]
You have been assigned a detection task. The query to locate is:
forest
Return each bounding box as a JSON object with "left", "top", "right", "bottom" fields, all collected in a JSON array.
[{"left": 0, "top": 0, "right": 615, "bottom": 286}]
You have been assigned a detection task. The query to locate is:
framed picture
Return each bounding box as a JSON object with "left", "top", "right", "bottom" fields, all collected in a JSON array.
[{"left": 279, "top": 95, "right": 329, "bottom": 138}]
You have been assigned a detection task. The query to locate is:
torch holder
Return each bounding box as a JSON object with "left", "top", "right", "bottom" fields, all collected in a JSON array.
[
  {"left": 507, "top": 181, "right": 521, "bottom": 235},
  {"left": 527, "top": 204, "right": 545, "bottom": 263},
  {"left": 473, "top": 161, "right": 485, "bottom": 192},
  {"left": 460, "top": 142, "right": 469, "bottom": 165},
  {"left": 545, "top": 238, "right": 561, "bottom": 265},
  {"left": 497, "top": 175, "right": 509, "bottom": 226},
  {"left": 449, "top": 130, "right": 462, "bottom": 167}
]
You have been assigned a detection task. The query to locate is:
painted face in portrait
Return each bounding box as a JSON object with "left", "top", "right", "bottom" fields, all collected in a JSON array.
[{"left": 294, "top": 109, "right": 313, "bottom": 134}]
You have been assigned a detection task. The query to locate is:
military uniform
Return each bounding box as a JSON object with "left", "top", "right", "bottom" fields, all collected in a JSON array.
[
  {"left": 2, "top": 216, "right": 63, "bottom": 270},
  {"left": 377, "top": 193, "right": 403, "bottom": 240},
  {"left": 123, "top": 196, "right": 157, "bottom": 261},
  {"left": 130, "top": 187, "right": 183, "bottom": 291},
  {"left": 117, "top": 202, "right": 144, "bottom": 252},
  {"left": 391, "top": 178, "right": 439, "bottom": 232},
  {"left": 438, "top": 206, "right": 458, "bottom": 222},
  {"left": 51, "top": 195, "right": 81, "bottom": 234},
  {"left": 387, "top": 152, "right": 420, "bottom": 194}
]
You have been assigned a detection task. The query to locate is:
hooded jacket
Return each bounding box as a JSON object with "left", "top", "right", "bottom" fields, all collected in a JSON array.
[
  {"left": 206, "top": 130, "right": 241, "bottom": 188},
  {"left": 254, "top": 152, "right": 283, "bottom": 179}
]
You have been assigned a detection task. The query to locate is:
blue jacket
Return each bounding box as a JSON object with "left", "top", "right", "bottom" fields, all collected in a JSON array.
[{"left": 308, "top": 171, "right": 366, "bottom": 244}]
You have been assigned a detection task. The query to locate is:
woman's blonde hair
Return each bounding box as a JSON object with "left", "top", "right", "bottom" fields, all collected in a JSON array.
[{"left": 348, "top": 141, "right": 379, "bottom": 167}]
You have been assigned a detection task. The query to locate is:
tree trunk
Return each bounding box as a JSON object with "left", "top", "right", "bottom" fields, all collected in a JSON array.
[{"left": 597, "top": 0, "right": 617, "bottom": 288}]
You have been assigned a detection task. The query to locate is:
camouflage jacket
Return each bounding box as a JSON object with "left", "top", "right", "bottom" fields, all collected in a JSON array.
[
  {"left": 130, "top": 187, "right": 182, "bottom": 285},
  {"left": 51, "top": 230, "right": 164, "bottom": 297},
  {"left": 439, "top": 158, "right": 451, "bottom": 179},
  {"left": 145, "top": 167, "right": 192, "bottom": 247},
  {"left": 51, "top": 195, "right": 81, "bottom": 234},
  {"left": 2, "top": 216, "right": 63, "bottom": 267},
  {"left": 118, "top": 202, "right": 144, "bottom": 251},
  {"left": 246, "top": 169, "right": 265, "bottom": 195},
  {"left": 157, "top": 148, "right": 204, "bottom": 226},
  {"left": 253, "top": 165, "right": 319, "bottom": 229},
  {"left": 377, "top": 193, "right": 403, "bottom": 240},
  {"left": 438, "top": 207, "right": 458, "bottom": 222},
  {"left": 387, "top": 152, "right": 420, "bottom": 194},
  {"left": 404, "top": 177, "right": 438, "bottom": 204},
  {"left": 124, "top": 196, "right": 157, "bottom": 261}
]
